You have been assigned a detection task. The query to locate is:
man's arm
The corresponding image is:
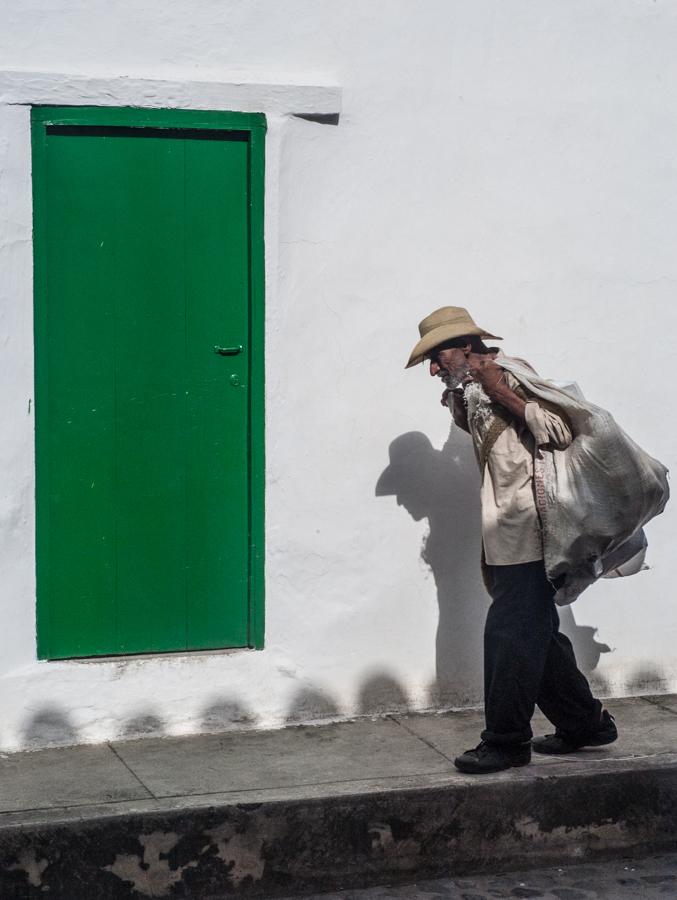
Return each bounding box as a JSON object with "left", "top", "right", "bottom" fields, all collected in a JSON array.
[
  {"left": 466, "top": 354, "right": 572, "bottom": 448},
  {"left": 451, "top": 389, "right": 470, "bottom": 433},
  {"left": 466, "top": 355, "right": 528, "bottom": 421}
]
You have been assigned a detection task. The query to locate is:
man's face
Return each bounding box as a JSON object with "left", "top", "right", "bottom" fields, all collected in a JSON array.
[{"left": 427, "top": 338, "right": 471, "bottom": 387}]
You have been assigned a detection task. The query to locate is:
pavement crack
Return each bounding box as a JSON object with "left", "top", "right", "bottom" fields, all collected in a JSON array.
[
  {"left": 387, "top": 715, "right": 455, "bottom": 763},
  {"left": 107, "top": 743, "right": 157, "bottom": 799},
  {"left": 639, "top": 696, "right": 677, "bottom": 716}
]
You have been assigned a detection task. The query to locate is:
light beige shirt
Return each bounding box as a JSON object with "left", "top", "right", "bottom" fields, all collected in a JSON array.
[{"left": 465, "top": 358, "right": 572, "bottom": 566}]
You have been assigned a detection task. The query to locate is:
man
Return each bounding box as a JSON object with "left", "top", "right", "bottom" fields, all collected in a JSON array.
[{"left": 405, "top": 306, "right": 617, "bottom": 775}]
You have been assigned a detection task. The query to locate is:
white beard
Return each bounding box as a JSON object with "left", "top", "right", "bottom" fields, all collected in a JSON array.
[
  {"left": 464, "top": 381, "right": 493, "bottom": 427},
  {"left": 442, "top": 371, "right": 465, "bottom": 390}
]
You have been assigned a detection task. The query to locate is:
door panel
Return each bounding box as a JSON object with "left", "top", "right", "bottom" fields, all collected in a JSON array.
[
  {"left": 184, "top": 136, "right": 249, "bottom": 650},
  {"left": 33, "top": 112, "right": 264, "bottom": 659}
]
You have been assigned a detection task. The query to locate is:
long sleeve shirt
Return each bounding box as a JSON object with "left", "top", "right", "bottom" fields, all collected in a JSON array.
[{"left": 465, "top": 356, "right": 573, "bottom": 566}]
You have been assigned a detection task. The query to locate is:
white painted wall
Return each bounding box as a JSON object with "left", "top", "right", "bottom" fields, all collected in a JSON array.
[{"left": 0, "top": 0, "right": 675, "bottom": 751}]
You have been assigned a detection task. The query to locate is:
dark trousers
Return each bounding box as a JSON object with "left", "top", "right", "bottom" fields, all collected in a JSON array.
[{"left": 481, "top": 560, "right": 601, "bottom": 745}]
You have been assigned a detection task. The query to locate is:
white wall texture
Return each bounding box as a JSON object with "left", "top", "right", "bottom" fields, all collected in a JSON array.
[{"left": 0, "top": 0, "right": 675, "bottom": 751}]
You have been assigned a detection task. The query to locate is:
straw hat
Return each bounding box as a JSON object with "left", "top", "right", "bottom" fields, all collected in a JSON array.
[{"left": 405, "top": 306, "right": 502, "bottom": 368}]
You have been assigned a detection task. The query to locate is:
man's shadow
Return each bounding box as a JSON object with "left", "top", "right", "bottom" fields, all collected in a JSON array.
[{"left": 376, "top": 429, "right": 611, "bottom": 708}]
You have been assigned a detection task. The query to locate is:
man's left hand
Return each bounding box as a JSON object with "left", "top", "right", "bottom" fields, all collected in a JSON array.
[{"left": 463, "top": 353, "right": 505, "bottom": 397}]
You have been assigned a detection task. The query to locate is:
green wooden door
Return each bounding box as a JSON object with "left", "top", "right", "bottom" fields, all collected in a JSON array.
[{"left": 32, "top": 108, "right": 265, "bottom": 659}]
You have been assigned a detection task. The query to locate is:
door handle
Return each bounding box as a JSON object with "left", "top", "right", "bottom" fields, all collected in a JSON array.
[{"left": 214, "top": 345, "right": 243, "bottom": 356}]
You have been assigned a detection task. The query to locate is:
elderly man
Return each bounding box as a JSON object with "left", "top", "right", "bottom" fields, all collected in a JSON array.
[{"left": 406, "top": 306, "right": 617, "bottom": 775}]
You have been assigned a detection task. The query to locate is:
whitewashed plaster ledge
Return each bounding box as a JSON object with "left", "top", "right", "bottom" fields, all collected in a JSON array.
[{"left": 0, "top": 69, "right": 342, "bottom": 117}]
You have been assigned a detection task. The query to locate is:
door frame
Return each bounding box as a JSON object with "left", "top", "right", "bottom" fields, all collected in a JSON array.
[{"left": 31, "top": 105, "right": 266, "bottom": 656}]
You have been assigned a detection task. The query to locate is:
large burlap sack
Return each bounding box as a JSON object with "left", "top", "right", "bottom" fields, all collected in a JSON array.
[{"left": 499, "top": 356, "right": 670, "bottom": 605}]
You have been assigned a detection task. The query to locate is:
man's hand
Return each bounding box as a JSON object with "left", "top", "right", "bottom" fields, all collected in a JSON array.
[
  {"left": 465, "top": 352, "right": 527, "bottom": 423},
  {"left": 447, "top": 387, "right": 470, "bottom": 432},
  {"left": 464, "top": 353, "right": 505, "bottom": 397}
]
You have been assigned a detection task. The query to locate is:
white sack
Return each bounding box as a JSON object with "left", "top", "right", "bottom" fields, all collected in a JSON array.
[{"left": 499, "top": 357, "right": 670, "bottom": 606}]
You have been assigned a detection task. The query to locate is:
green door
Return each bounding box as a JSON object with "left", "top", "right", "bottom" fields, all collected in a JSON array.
[{"left": 32, "top": 107, "right": 265, "bottom": 659}]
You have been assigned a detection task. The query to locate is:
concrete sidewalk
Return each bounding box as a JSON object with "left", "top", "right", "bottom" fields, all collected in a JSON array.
[{"left": 0, "top": 694, "right": 676, "bottom": 899}]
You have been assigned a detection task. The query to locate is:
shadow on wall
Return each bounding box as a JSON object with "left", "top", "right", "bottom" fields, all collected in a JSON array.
[
  {"left": 285, "top": 688, "right": 341, "bottom": 724},
  {"left": 375, "top": 427, "right": 612, "bottom": 709},
  {"left": 15, "top": 670, "right": 415, "bottom": 752},
  {"left": 120, "top": 710, "right": 166, "bottom": 741},
  {"left": 201, "top": 698, "right": 257, "bottom": 731},
  {"left": 284, "top": 672, "right": 413, "bottom": 725},
  {"left": 626, "top": 665, "right": 669, "bottom": 695},
  {"left": 357, "top": 673, "right": 411, "bottom": 716},
  {"left": 14, "top": 434, "right": 618, "bottom": 753},
  {"left": 376, "top": 429, "right": 486, "bottom": 706},
  {"left": 23, "top": 707, "right": 78, "bottom": 750},
  {"left": 9, "top": 653, "right": 672, "bottom": 755}
]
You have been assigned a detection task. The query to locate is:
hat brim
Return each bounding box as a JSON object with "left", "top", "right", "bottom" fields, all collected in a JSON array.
[
  {"left": 405, "top": 324, "right": 502, "bottom": 368},
  {"left": 375, "top": 465, "right": 399, "bottom": 496}
]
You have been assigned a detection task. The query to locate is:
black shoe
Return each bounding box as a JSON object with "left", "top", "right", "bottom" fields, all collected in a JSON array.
[
  {"left": 454, "top": 740, "right": 531, "bottom": 774},
  {"left": 532, "top": 709, "right": 618, "bottom": 755}
]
